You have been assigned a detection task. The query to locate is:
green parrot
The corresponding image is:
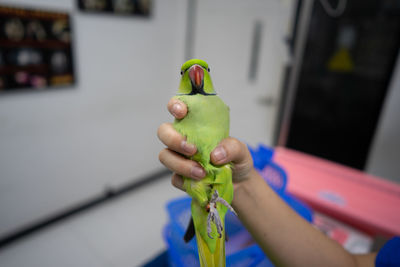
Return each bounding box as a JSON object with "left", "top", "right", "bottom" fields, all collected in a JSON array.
[{"left": 173, "top": 59, "right": 236, "bottom": 267}]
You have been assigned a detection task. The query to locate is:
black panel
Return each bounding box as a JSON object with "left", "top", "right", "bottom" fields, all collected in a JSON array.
[{"left": 287, "top": 0, "right": 400, "bottom": 169}]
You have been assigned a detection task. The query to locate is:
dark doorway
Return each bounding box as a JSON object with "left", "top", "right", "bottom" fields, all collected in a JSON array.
[{"left": 285, "top": 0, "right": 400, "bottom": 170}]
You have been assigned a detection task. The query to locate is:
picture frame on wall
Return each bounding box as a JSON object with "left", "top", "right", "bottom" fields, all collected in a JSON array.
[
  {"left": 78, "top": 0, "right": 152, "bottom": 17},
  {"left": 0, "top": 5, "right": 75, "bottom": 93}
]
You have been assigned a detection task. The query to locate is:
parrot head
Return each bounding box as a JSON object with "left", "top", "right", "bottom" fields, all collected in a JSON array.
[{"left": 178, "top": 59, "right": 216, "bottom": 95}]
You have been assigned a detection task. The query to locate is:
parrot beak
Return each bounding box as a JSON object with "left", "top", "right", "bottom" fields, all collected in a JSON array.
[{"left": 189, "top": 64, "right": 204, "bottom": 90}]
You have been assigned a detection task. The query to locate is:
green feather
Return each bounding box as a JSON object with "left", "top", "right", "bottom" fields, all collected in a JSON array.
[
  {"left": 173, "top": 59, "right": 233, "bottom": 266},
  {"left": 181, "top": 59, "right": 209, "bottom": 72},
  {"left": 178, "top": 59, "right": 216, "bottom": 95}
]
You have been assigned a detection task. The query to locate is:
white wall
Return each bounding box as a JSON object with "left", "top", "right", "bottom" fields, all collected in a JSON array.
[
  {"left": 0, "top": 0, "right": 187, "bottom": 237},
  {"left": 192, "top": 0, "right": 294, "bottom": 147},
  {"left": 366, "top": 52, "right": 400, "bottom": 184}
]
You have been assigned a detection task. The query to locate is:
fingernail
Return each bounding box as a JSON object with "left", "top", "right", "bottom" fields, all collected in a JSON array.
[
  {"left": 213, "top": 146, "right": 227, "bottom": 162},
  {"left": 181, "top": 140, "right": 196, "bottom": 154},
  {"left": 191, "top": 166, "right": 205, "bottom": 179},
  {"left": 172, "top": 103, "right": 183, "bottom": 117}
]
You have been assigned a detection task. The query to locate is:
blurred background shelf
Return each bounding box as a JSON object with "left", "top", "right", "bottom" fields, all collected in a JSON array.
[{"left": 0, "top": 39, "right": 70, "bottom": 49}]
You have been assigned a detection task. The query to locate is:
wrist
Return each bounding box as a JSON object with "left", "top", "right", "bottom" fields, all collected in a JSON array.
[{"left": 232, "top": 168, "right": 263, "bottom": 208}]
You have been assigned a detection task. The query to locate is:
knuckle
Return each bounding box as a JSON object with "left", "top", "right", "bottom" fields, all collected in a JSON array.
[
  {"left": 177, "top": 161, "right": 188, "bottom": 174},
  {"left": 228, "top": 138, "right": 242, "bottom": 155},
  {"left": 224, "top": 137, "right": 247, "bottom": 163},
  {"left": 159, "top": 124, "right": 177, "bottom": 147},
  {"left": 157, "top": 123, "right": 168, "bottom": 139},
  {"left": 171, "top": 174, "right": 185, "bottom": 191},
  {"left": 158, "top": 148, "right": 168, "bottom": 163},
  {"left": 171, "top": 174, "right": 177, "bottom": 187},
  {"left": 234, "top": 137, "right": 245, "bottom": 150}
]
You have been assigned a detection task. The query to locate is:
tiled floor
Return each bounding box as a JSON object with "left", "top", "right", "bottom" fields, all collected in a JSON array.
[{"left": 0, "top": 176, "right": 184, "bottom": 267}]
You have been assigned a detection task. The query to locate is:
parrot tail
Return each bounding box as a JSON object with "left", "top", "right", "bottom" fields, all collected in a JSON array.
[{"left": 196, "top": 230, "right": 225, "bottom": 267}]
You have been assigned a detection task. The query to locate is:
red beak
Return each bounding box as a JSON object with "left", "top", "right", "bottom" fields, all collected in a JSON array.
[{"left": 189, "top": 65, "right": 204, "bottom": 89}]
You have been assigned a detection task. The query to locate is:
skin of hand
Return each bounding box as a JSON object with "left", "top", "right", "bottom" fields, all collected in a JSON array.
[
  {"left": 158, "top": 98, "right": 255, "bottom": 195},
  {"left": 158, "top": 98, "right": 377, "bottom": 267}
]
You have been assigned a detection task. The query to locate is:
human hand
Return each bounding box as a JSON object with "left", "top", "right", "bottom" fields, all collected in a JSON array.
[{"left": 157, "top": 98, "right": 254, "bottom": 191}]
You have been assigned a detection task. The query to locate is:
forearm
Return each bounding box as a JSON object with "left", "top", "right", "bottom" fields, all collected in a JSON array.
[{"left": 232, "top": 169, "right": 370, "bottom": 267}]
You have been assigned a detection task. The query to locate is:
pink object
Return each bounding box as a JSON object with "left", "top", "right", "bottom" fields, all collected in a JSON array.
[{"left": 273, "top": 147, "right": 400, "bottom": 237}]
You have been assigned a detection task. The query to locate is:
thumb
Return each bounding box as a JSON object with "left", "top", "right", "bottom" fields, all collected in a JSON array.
[{"left": 210, "top": 137, "right": 252, "bottom": 167}]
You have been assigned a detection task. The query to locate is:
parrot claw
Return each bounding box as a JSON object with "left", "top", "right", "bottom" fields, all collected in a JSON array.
[
  {"left": 207, "top": 203, "right": 223, "bottom": 239},
  {"left": 206, "top": 190, "right": 235, "bottom": 239},
  {"left": 211, "top": 190, "right": 237, "bottom": 216},
  {"left": 207, "top": 211, "right": 213, "bottom": 239},
  {"left": 207, "top": 203, "right": 221, "bottom": 239}
]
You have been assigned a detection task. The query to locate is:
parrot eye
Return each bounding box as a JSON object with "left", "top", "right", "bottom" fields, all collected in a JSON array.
[
  {"left": 207, "top": 67, "right": 210, "bottom": 72},
  {"left": 180, "top": 70, "right": 183, "bottom": 75}
]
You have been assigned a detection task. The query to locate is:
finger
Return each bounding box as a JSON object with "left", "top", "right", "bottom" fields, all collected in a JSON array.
[
  {"left": 167, "top": 98, "right": 187, "bottom": 119},
  {"left": 157, "top": 123, "right": 197, "bottom": 156},
  {"left": 210, "top": 137, "right": 252, "bottom": 166},
  {"left": 171, "top": 173, "right": 185, "bottom": 191},
  {"left": 159, "top": 148, "right": 206, "bottom": 179}
]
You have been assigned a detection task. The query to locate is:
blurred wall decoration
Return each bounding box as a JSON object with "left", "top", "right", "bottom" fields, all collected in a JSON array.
[
  {"left": 0, "top": 5, "right": 75, "bottom": 92},
  {"left": 78, "top": 0, "right": 151, "bottom": 17},
  {"left": 0, "top": 0, "right": 186, "bottom": 243}
]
